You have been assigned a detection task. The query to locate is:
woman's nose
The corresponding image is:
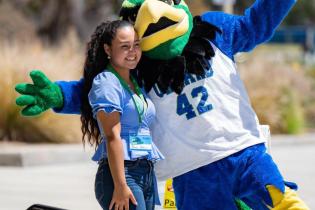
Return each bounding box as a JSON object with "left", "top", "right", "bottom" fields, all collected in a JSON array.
[{"left": 129, "top": 45, "right": 136, "bottom": 52}]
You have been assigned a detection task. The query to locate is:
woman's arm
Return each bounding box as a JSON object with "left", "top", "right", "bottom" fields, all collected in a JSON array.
[{"left": 96, "top": 110, "right": 137, "bottom": 210}]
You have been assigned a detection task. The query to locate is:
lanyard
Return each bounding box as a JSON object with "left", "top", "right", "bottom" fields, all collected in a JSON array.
[{"left": 107, "top": 65, "right": 146, "bottom": 124}]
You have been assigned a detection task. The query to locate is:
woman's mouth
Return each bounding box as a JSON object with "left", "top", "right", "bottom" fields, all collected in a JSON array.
[{"left": 126, "top": 57, "right": 136, "bottom": 61}]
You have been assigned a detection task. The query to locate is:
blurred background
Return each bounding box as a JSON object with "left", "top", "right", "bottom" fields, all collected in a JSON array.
[
  {"left": 0, "top": 0, "right": 315, "bottom": 209},
  {"left": 0, "top": 0, "right": 315, "bottom": 143}
]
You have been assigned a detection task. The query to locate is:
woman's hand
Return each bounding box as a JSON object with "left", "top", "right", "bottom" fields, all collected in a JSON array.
[{"left": 109, "top": 183, "right": 137, "bottom": 210}]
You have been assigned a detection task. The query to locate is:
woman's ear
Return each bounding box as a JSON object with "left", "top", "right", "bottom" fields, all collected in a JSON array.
[{"left": 104, "top": 44, "right": 111, "bottom": 58}]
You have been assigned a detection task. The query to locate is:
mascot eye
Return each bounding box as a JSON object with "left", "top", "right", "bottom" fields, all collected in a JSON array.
[
  {"left": 127, "top": 13, "right": 137, "bottom": 24},
  {"left": 159, "top": 0, "right": 173, "bottom": 5},
  {"left": 119, "top": 6, "right": 140, "bottom": 24},
  {"left": 173, "top": 0, "right": 181, "bottom": 5}
]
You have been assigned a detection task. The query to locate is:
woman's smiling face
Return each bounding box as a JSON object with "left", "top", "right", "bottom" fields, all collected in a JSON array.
[{"left": 105, "top": 26, "right": 142, "bottom": 72}]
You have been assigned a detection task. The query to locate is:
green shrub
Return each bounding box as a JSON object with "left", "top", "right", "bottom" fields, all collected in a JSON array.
[
  {"left": 0, "top": 34, "right": 84, "bottom": 143},
  {"left": 238, "top": 44, "right": 313, "bottom": 134},
  {"left": 281, "top": 88, "right": 305, "bottom": 134}
]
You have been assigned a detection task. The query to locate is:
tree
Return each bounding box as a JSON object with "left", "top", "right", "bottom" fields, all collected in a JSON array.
[
  {"left": 3, "top": 0, "right": 117, "bottom": 43},
  {"left": 283, "top": 0, "right": 315, "bottom": 26}
]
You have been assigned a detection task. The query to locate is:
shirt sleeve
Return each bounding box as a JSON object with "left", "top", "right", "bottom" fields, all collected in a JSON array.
[
  {"left": 88, "top": 72, "right": 124, "bottom": 118},
  {"left": 201, "top": 0, "right": 297, "bottom": 58}
]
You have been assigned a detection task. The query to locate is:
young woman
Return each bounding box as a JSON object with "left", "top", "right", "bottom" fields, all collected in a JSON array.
[{"left": 80, "top": 20, "right": 163, "bottom": 210}]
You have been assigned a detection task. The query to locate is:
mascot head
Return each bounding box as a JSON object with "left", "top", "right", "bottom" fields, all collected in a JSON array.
[
  {"left": 119, "top": 0, "right": 193, "bottom": 60},
  {"left": 119, "top": 0, "right": 219, "bottom": 94}
]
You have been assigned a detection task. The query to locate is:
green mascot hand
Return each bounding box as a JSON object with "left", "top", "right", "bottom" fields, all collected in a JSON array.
[{"left": 15, "top": 70, "right": 64, "bottom": 116}]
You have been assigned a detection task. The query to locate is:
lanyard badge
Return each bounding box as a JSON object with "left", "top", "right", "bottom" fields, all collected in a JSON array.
[{"left": 129, "top": 129, "right": 153, "bottom": 151}]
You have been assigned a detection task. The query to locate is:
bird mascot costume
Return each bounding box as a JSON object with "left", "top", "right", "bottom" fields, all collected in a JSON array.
[{"left": 16, "top": 0, "right": 309, "bottom": 209}]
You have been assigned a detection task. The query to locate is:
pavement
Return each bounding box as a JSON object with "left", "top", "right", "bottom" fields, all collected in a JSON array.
[{"left": 0, "top": 134, "right": 314, "bottom": 210}]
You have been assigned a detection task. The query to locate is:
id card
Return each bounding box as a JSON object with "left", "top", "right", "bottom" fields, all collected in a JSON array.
[{"left": 129, "top": 129, "right": 152, "bottom": 151}]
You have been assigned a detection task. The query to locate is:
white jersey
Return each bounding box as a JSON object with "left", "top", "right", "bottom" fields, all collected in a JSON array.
[{"left": 149, "top": 44, "right": 265, "bottom": 180}]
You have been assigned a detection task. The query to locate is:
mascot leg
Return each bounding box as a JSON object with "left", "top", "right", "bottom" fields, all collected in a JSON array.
[
  {"left": 172, "top": 162, "right": 240, "bottom": 210},
  {"left": 236, "top": 144, "right": 309, "bottom": 210}
]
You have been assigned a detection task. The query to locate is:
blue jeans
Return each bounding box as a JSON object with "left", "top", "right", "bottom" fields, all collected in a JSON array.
[{"left": 95, "top": 159, "right": 156, "bottom": 210}]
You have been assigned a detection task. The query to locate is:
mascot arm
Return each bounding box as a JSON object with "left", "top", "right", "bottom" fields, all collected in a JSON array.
[
  {"left": 53, "top": 79, "right": 84, "bottom": 114},
  {"left": 201, "top": 0, "right": 296, "bottom": 58}
]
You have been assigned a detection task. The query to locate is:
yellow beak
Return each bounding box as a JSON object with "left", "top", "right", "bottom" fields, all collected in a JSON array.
[{"left": 134, "top": 0, "right": 189, "bottom": 51}]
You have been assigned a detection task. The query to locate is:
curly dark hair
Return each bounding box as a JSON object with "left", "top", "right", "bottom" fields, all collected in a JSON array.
[{"left": 81, "top": 20, "right": 133, "bottom": 148}]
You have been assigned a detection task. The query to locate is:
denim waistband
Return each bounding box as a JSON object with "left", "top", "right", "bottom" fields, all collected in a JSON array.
[{"left": 99, "top": 158, "right": 154, "bottom": 168}]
